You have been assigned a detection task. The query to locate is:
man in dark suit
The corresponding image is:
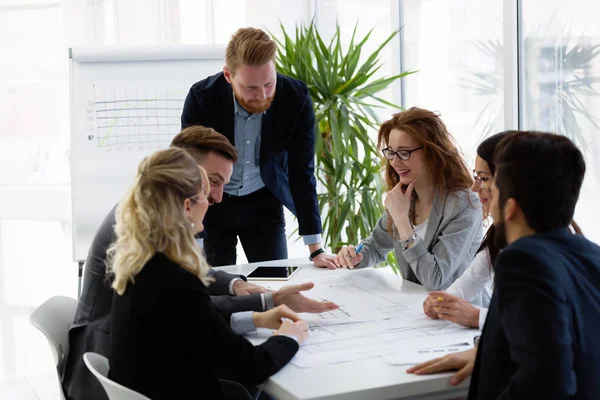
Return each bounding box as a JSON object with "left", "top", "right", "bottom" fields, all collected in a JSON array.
[
  {"left": 181, "top": 27, "right": 337, "bottom": 269},
  {"left": 62, "top": 126, "right": 338, "bottom": 400},
  {"left": 407, "top": 131, "right": 600, "bottom": 399}
]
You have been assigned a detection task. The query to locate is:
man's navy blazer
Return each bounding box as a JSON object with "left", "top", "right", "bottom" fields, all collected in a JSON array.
[
  {"left": 181, "top": 72, "right": 322, "bottom": 236},
  {"left": 469, "top": 228, "right": 600, "bottom": 399}
]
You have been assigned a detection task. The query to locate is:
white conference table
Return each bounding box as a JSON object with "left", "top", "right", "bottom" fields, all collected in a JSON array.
[{"left": 215, "top": 258, "right": 470, "bottom": 400}]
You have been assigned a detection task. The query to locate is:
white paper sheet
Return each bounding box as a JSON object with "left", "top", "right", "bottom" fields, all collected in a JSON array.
[
  {"left": 244, "top": 271, "right": 480, "bottom": 368},
  {"left": 384, "top": 342, "right": 474, "bottom": 365}
]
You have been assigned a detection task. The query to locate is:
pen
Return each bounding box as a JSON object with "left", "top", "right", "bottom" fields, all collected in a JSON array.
[{"left": 355, "top": 243, "right": 364, "bottom": 254}]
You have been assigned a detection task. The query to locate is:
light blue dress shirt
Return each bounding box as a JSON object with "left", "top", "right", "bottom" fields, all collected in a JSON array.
[
  {"left": 224, "top": 96, "right": 265, "bottom": 196},
  {"left": 230, "top": 311, "right": 256, "bottom": 334},
  {"left": 230, "top": 312, "right": 299, "bottom": 344},
  {"left": 224, "top": 95, "right": 321, "bottom": 246}
]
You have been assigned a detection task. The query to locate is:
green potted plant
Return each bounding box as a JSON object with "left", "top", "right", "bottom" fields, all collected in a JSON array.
[{"left": 273, "top": 21, "right": 414, "bottom": 259}]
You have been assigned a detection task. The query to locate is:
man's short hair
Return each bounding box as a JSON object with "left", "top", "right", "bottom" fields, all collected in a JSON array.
[
  {"left": 225, "top": 27, "right": 277, "bottom": 76},
  {"left": 170, "top": 126, "right": 238, "bottom": 163},
  {"left": 494, "top": 131, "right": 585, "bottom": 232}
]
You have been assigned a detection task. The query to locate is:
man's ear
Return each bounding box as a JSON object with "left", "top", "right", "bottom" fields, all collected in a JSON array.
[
  {"left": 223, "top": 65, "right": 232, "bottom": 83},
  {"left": 503, "top": 198, "right": 519, "bottom": 221}
]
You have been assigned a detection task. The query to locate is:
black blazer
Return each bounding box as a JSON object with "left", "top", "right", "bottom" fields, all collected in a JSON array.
[
  {"left": 181, "top": 72, "right": 322, "bottom": 235},
  {"left": 108, "top": 252, "right": 299, "bottom": 399},
  {"left": 469, "top": 228, "right": 600, "bottom": 399},
  {"left": 62, "top": 206, "right": 264, "bottom": 400}
]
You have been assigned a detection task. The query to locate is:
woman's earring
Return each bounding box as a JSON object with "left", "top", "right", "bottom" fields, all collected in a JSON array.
[
  {"left": 482, "top": 211, "right": 491, "bottom": 228},
  {"left": 191, "top": 222, "right": 195, "bottom": 229}
]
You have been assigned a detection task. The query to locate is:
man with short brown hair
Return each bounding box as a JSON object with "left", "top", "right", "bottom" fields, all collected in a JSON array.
[
  {"left": 182, "top": 27, "right": 336, "bottom": 269},
  {"left": 63, "top": 125, "right": 338, "bottom": 400}
]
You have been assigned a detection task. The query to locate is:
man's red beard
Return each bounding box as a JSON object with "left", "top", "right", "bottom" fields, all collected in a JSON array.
[{"left": 233, "top": 87, "right": 276, "bottom": 114}]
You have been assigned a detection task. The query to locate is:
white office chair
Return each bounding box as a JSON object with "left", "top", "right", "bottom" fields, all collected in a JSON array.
[
  {"left": 29, "top": 295, "right": 78, "bottom": 400},
  {"left": 83, "top": 352, "right": 151, "bottom": 400}
]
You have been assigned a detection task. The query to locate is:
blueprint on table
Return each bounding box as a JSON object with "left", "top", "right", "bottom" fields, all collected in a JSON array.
[{"left": 245, "top": 270, "right": 479, "bottom": 367}]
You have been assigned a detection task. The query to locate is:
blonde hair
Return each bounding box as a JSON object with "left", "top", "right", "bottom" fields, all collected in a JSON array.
[
  {"left": 107, "top": 148, "right": 212, "bottom": 295},
  {"left": 225, "top": 27, "right": 276, "bottom": 76}
]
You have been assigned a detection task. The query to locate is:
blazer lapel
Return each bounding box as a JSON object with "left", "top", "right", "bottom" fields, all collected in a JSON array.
[
  {"left": 260, "top": 105, "right": 274, "bottom": 160},
  {"left": 216, "top": 79, "right": 235, "bottom": 146},
  {"left": 423, "top": 190, "right": 446, "bottom": 248}
]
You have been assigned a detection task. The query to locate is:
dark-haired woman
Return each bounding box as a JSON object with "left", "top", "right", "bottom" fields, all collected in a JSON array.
[{"left": 423, "top": 132, "right": 582, "bottom": 329}]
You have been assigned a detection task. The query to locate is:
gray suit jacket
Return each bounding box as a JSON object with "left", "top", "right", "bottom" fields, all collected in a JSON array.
[
  {"left": 357, "top": 190, "right": 482, "bottom": 292},
  {"left": 62, "top": 205, "right": 264, "bottom": 400}
]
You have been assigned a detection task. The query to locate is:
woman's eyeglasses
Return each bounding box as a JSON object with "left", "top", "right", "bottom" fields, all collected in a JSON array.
[
  {"left": 381, "top": 146, "right": 423, "bottom": 161},
  {"left": 473, "top": 171, "right": 491, "bottom": 187}
]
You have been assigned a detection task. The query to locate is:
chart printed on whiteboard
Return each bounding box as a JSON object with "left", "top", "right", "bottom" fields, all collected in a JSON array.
[{"left": 85, "top": 85, "right": 186, "bottom": 152}]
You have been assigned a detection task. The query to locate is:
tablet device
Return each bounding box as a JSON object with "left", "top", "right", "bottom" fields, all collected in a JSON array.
[{"left": 247, "top": 266, "right": 301, "bottom": 281}]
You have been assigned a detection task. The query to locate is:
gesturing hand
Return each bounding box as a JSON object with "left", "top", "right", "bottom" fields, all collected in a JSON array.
[
  {"left": 423, "top": 296, "right": 440, "bottom": 320},
  {"left": 274, "top": 319, "right": 309, "bottom": 345},
  {"left": 312, "top": 252, "right": 338, "bottom": 270},
  {"left": 252, "top": 305, "right": 301, "bottom": 330},
  {"left": 273, "top": 282, "right": 339, "bottom": 313},
  {"left": 233, "top": 280, "right": 269, "bottom": 296},
  {"left": 335, "top": 245, "right": 363, "bottom": 269},
  {"left": 428, "top": 291, "right": 481, "bottom": 329},
  {"left": 406, "top": 348, "right": 477, "bottom": 386}
]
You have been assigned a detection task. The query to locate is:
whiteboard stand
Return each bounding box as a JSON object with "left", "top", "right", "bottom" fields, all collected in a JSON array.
[{"left": 69, "top": 45, "right": 226, "bottom": 270}]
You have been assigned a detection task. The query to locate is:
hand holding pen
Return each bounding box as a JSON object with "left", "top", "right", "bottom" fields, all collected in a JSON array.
[{"left": 334, "top": 242, "right": 364, "bottom": 269}]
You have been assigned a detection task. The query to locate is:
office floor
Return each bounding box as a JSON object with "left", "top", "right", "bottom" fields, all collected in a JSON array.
[
  {"left": 0, "top": 301, "right": 63, "bottom": 400},
  {"left": 0, "top": 376, "right": 61, "bottom": 400},
  {"left": 0, "top": 219, "right": 76, "bottom": 400}
]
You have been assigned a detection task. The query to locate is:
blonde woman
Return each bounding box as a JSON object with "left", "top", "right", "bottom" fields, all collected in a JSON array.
[{"left": 107, "top": 148, "right": 308, "bottom": 400}]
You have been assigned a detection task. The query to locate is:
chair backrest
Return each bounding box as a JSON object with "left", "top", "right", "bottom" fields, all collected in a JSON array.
[
  {"left": 29, "top": 296, "right": 78, "bottom": 400},
  {"left": 83, "top": 352, "right": 152, "bottom": 400}
]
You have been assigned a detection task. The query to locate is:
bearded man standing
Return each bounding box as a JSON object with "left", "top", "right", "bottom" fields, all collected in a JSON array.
[{"left": 182, "top": 27, "right": 336, "bottom": 269}]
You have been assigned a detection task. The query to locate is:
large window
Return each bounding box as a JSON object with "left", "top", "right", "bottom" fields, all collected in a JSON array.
[
  {"left": 0, "top": 0, "right": 73, "bottom": 381},
  {"left": 401, "top": 0, "right": 505, "bottom": 164},
  {"left": 521, "top": 0, "right": 600, "bottom": 240},
  {"left": 318, "top": 0, "right": 401, "bottom": 120},
  {"left": 0, "top": 4, "right": 69, "bottom": 186},
  {"left": 398, "top": 0, "right": 599, "bottom": 241}
]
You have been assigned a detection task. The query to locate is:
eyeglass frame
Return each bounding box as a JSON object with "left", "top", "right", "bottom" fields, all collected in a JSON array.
[
  {"left": 381, "top": 146, "right": 424, "bottom": 161},
  {"left": 472, "top": 170, "right": 492, "bottom": 188}
]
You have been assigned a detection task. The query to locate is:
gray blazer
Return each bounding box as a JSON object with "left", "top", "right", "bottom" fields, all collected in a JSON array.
[{"left": 356, "top": 190, "right": 482, "bottom": 291}]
